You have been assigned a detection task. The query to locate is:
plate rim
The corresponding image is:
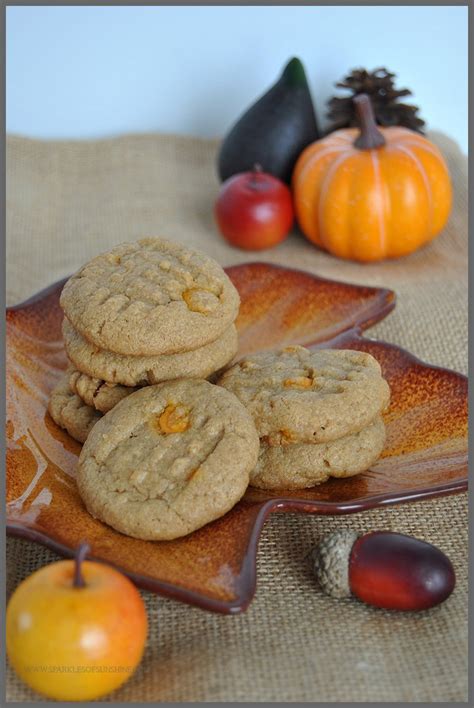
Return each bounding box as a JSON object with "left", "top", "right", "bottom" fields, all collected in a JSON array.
[{"left": 7, "top": 477, "right": 467, "bottom": 614}]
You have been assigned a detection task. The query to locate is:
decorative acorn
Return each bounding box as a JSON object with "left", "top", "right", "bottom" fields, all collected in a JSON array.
[{"left": 311, "top": 530, "right": 455, "bottom": 611}]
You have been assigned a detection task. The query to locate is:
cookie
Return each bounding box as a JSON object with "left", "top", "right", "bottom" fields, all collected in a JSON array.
[
  {"left": 60, "top": 238, "right": 240, "bottom": 356},
  {"left": 217, "top": 346, "right": 390, "bottom": 444},
  {"left": 63, "top": 318, "right": 238, "bottom": 387},
  {"left": 68, "top": 368, "right": 137, "bottom": 413},
  {"left": 253, "top": 417, "right": 386, "bottom": 490},
  {"left": 48, "top": 372, "right": 101, "bottom": 444},
  {"left": 77, "top": 379, "right": 259, "bottom": 540}
]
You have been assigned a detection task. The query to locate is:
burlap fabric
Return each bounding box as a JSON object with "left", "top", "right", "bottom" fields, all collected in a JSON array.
[{"left": 6, "top": 131, "right": 468, "bottom": 702}]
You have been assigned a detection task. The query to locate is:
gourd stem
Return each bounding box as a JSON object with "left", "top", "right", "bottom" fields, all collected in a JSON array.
[
  {"left": 353, "top": 94, "right": 386, "bottom": 150},
  {"left": 73, "top": 542, "right": 90, "bottom": 588},
  {"left": 281, "top": 57, "right": 308, "bottom": 89}
]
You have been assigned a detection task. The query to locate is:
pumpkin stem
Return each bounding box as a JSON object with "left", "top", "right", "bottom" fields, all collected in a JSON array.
[
  {"left": 73, "top": 541, "right": 90, "bottom": 588},
  {"left": 353, "top": 94, "right": 386, "bottom": 150}
]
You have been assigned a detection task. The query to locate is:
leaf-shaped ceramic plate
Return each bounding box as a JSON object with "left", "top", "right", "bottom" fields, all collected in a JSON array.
[{"left": 7, "top": 264, "right": 467, "bottom": 613}]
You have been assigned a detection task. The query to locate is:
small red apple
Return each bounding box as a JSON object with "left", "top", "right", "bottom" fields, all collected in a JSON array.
[{"left": 215, "top": 164, "right": 294, "bottom": 250}]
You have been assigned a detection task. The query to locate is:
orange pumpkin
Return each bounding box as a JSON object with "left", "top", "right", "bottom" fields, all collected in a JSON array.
[{"left": 292, "top": 94, "right": 452, "bottom": 262}]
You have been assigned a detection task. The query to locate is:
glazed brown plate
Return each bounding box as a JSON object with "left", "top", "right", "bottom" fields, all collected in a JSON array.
[{"left": 7, "top": 263, "right": 467, "bottom": 613}]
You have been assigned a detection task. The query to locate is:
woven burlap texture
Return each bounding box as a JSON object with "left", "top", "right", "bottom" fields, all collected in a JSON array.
[{"left": 6, "top": 131, "right": 467, "bottom": 702}]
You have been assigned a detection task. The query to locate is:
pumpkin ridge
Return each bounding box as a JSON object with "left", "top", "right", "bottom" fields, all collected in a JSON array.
[
  {"left": 369, "top": 151, "right": 387, "bottom": 259},
  {"left": 395, "top": 144, "right": 434, "bottom": 239},
  {"left": 383, "top": 127, "right": 415, "bottom": 140},
  {"left": 294, "top": 144, "right": 326, "bottom": 178},
  {"left": 296, "top": 146, "right": 349, "bottom": 247},
  {"left": 393, "top": 139, "right": 444, "bottom": 161},
  {"left": 292, "top": 142, "right": 347, "bottom": 201},
  {"left": 297, "top": 145, "right": 346, "bottom": 180},
  {"left": 317, "top": 151, "right": 355, "bottom": 254}
]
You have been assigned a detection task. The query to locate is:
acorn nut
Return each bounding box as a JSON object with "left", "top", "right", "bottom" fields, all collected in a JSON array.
[{"left": 311, "top": 530, "right": 456, "bottom": 611}]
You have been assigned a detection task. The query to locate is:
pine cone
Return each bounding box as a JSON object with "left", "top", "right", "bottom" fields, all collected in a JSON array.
[{"left": 327, "top": 67, "right": 425, "bottom": 134}]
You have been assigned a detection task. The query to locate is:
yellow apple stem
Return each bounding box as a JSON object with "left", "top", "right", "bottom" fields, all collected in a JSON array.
[{"left": 73, "top": 542, "right": 91, "bottom": 588}]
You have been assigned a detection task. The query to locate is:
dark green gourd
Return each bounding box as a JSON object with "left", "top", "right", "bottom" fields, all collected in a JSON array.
[{"left": 218, "top": 58, "right": 319, "bottom": 184}]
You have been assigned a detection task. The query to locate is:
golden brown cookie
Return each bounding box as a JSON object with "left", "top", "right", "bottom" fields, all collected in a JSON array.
[
  {"left": 60, "top": 238, "right": 240, "bottom": 356},
  {"left": 77, "top": 379, "right": 259, "bottom": 540},
  {"left": 68, "top": 368, "right": 137, "bottom": 413},
  {"left": 217, "top": 345, "right": 390, "bottom": 444},
  {"left": 63, "top": 319, "right": 238, "bottom": 387},
  {"left": 253, "top": 417, "right": 386, "bottom": 490},
  {"left": 48, "top": 372, "right": 101, "bottom": 443}
]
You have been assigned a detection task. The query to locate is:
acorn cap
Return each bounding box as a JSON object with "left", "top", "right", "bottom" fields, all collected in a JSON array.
[{"left": 311, "top": 530, "right": 359, "bottom": 598}]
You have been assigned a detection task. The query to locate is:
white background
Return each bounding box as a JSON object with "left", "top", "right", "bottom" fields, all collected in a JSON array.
[{"left": 6, "top": 6, "right": 468, "bottom": 151}]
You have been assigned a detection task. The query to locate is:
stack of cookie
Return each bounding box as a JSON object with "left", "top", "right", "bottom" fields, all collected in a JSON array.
[
  {"left": 217, "top": 345, "right": 390, "bottom": 489},
  {"left": 48, "top": 237, "right": 240, "bottom": 443}
]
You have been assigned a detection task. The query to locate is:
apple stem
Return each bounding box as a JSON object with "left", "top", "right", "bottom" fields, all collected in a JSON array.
[
  {"left": 251, "top": 163, "right": 263, "bottom": 188},
  {"left": 73, "top": 542, "right": 91, "bottom": 588}
]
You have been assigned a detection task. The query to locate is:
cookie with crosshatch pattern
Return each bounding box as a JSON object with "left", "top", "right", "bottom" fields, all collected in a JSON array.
[
  {"left": 77, "top": 379, "right": 259, "bottom": 540},
  {"left": 217, "top": 345, "right": 390, "bottom": 444},
  {"left": 60, "top": 237, "right": 240, "bottom": 356}
]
